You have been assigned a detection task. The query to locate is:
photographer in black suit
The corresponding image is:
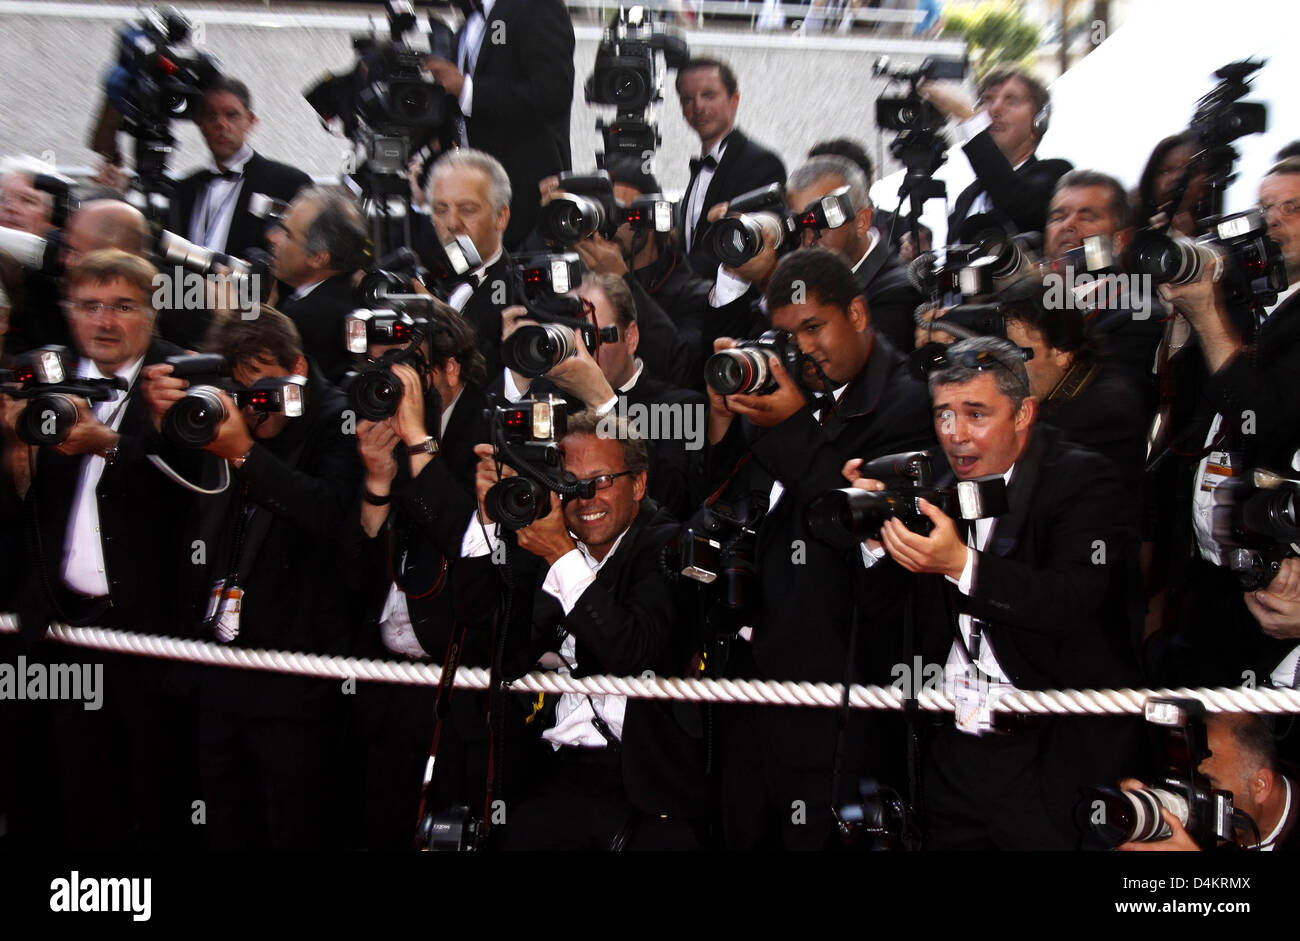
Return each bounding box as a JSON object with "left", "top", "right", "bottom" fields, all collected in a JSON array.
[
  {"left": 349, "top": 303, "right": 493, "bottom": 849},
  {"left": 141, "top": 308, "right": 361, "bottom": 849},
  {"left": 462, "top": 410, "right": 705, "bottom": 849},
  {"left": 422, "top": 0, "right": 575, "bottom": 250},
  {"left": 920, "top": 66, "right": 1071, "bottom": 240},
  {"left": 705, "top": 248, "right": 933, "bottom": 849},
  {"left": 168, "top": 78, "right": 312, "bottom": 259},
  {"left": 851, "top": 335, "right": 1144, "bottom": 849},
  {"left": 5, "top": 250, "right": 209, "bottom": 848},
  {"left": 267, "top": 187, "right": 368, "bottom": 385},
  {"left": 676, "top": 58, "right": 786, "bottom": 277}
]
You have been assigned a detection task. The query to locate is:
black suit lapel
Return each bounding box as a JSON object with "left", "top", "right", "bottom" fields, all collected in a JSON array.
[{"left": 987, "top": 428, "right": 1046, "bottom": 558}]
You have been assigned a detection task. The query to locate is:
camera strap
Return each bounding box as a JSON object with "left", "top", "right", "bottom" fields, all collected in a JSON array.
[{"left": 412, "top": 618, "right": 470, "bottom": 844}]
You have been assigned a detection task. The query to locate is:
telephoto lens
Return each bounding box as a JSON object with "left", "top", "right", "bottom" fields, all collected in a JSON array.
[
  {"left": 704, "top": 347, "right": 774, "bottom": 396},
  {"left": 163, "top": 386, "right": 230, "bottom": 447},
  {"left": 1076, "top": 785, "right": 1190, "bottom": 849},
  {"left": 501, "top": 323, "right": 578, "bottom": 378},
  {"left": 349, "top": 365, "right": 404, "bottom": 422},
  {"left": 485, "top": 476, "right": 554, "bottom": 530},
  {"left": 17, "top": 394, "right": 81, "bottom": 446},
  {"left": 1131, "top": 230, "right": 1223, "bottom": 285},
  {"left": 537, "top": 195, "right": 606, "bottom": 245}
]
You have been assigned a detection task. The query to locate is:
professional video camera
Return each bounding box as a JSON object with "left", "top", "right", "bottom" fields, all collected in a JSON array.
[
  {"left": 585, "top": 5, "right": 688, "bottom": 165},
  {"left": 708, "top": 183, "right": 857, "bottom": 269},
  {"left": 537, "top": 170, "right": 675, "bottom": 247},
  {"left": 92, "top": 6, "right": 222, "bottom": 215},
  {"left": 304, "top": 0, "right": 458, "bottom": 252},
  {"left": 0, "top": 347, "right": 127, "bottom": 446},
  {"left": 483, "top": 395, "right": 600, "bottom": 530},
  {"left": 1078, "top": 698, "right": 1240, "bottom": 850},
  {"left": 502, "top": 253, "right": 621, "bottom": 378},
  {"left": 1211, "top": 468, "right": 1300, "bottom": 591},
  {"left": 704, "top": 329, "right": 804, "bottom": 396},
  {"left": 805, "top": 450, "right": 1008, "bottom": 551},
  {"left": 872, "top": 55, "right": 968, "bottom": 246},
  {"left": 161, "top": 353, "right": 306, "bottom": 447}
]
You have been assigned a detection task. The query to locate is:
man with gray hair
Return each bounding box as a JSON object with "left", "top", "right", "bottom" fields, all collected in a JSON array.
[
  {"left": 268, "top": 186, "right": 367, "bottom": 383},
  {"left": 425, "top": 148, "right": 516, "bottom": 379},
  {"left": 0, "top": 155, "right": 59, "bottom": 236},
  {"left": 850, "top": 334, "right": 1144, "bottom": 848}
]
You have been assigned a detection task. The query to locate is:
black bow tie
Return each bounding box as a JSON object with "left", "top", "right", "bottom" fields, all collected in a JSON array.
[
  {"left": 203, "top": 168, "right": 242, "bottom": 184},
  {"left": 689, "top": 154, "right": 718, "bottom": 176}
]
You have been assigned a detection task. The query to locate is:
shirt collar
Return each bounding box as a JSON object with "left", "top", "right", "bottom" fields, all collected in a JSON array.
[
  {"left": 440, "top": 386, "right": 464, "bottom": 439},
  {"left": 617, "top": 358, "right": 645, "bottom": 394},
  {"left": 850, "top": 229, "right": 882, "bottom": 273},
  {"left": 475, "top": 246, "right": 503, "bottom": 281},
  {"left": 574, "top": 520, "right": 632, "bottom": 572},
  {"left": 290, "top": 278, "right": 327, "bottom": 301},
  {"left": 81, "top": 352, "right": 146, "bottom": 390},
  {"left": 208, "top": 144, "right": 254, "bottom": 176},
  {"left": 1260, "top": 776, "right": 1293, "bottom": 850}
]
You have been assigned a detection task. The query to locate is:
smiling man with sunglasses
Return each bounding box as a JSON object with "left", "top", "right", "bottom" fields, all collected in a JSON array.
[{"left": 849, "top": 335, "right": 1146, "bottom": 849}]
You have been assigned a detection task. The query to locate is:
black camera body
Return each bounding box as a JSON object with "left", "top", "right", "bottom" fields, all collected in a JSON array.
[
  {"left": 663, "top": 494, "right": 768, "bottom": 627},
  {"left": 342, "top": 310, "right": 433, "bottom": 422},
  {"left": 704, "top": 330, "right": 804, "bottom": 397},
  {"left": 1213, "top": 469, "right": 1300, "bottom": 591},
  {"left": 503, "top": 253, "right": 619, "bottom": 378},
  {"left": 484, "top": 396, "right": 589, "bottom": 531},
  {"left": 538, "top": 171, "right": 677, "bottom": 248},
  {"left": 162, "top": 353, "right": 307, "bottom": 447},
  {"left": 805, "top": 450, "right": 1008, "bottom": 551},
  {"left": 1, "top": 346, "right": 128, "bottom": 447},
  {"left": 709, "top": 183, "right": 799, "bottom": 269},
  {"left": 1078, "top": 698, "right": 1236, "bottom": 850}
]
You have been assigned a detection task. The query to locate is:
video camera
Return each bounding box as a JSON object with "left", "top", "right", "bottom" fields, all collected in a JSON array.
[
  {"left": 536, "top": 171, "right": 675, "bottom": 248},
  {"left": 483, "top": 395, "right": 597, "bottom": 530},
  {"left": 586, "top": 5, "right": 689, "bottom": 165},
  {"left": 1078, "top": 698, "right": 1237, "bottom": 850},
  {"left": 805, "top": 450, "right": 1008, "bottom": 552},
  {"left": 162, "top": 353, "right": 306, "bottom": 447},
  {"left": 0, "top": 347, "right": 127, "bottom": 447},
  {"left": 708, "top": 183, "right": 857, "bottom": 269},
  {"left": 502, "top": 253, "right": 621, "bottom": 378}
]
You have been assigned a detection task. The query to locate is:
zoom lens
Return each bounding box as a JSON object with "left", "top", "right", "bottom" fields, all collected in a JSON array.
[
  {"left": 163, "top": 386, "right": 229, "bottom": 447},
  {"left": 704, "top": 347, "right": 772, "bottom": 395},
  {"left": 349, "top": 366, "right": 403, "bottom": 422},
  {"left": 538, "top": 195, "right": 604, "bottom": 245},
  {"left": 485, "top": 477, "right": 552, "bottom": 530},
  {"left": 502, "top": 324, "right": 577, "bottom": 379},
  {"left": 711, "top": 215, "right": 767, "bottom": 268},
  {"left": 17, "top": 393, "right": 79, "bottom": 446}
]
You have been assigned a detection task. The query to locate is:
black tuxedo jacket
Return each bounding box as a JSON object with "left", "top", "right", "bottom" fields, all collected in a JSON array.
[
  {"left": 19, "top": 338, "right": 208, "bottom": 638},
  {"left": 277, "top": 273, "right": 358, "bottom": 385},
  {"left": 195, "top": 369, "right": 361, "bottom": 717},
  {"left": 880, "top": 424, "right": 1146, "bottom": 837},
  {"left": 857, "top": 245, "right": 922, "bottom": 357},
  {"left": 460, "top": 0, "right": 575, "bottom": 249},
  {"left": 459, "top": 253, "right": 515, "bottom": 381},
  {"left": 518, "top": 499, "right": 706, "bottom": 820},
  {"left": 168, "top": 151, "right": 312, "bottom": 259},
  {"left": 948, "top": 130, "right": 1072, "bottom": 237},
  {"left": 681, "top": 129, "right": 787, "bottom": 277}
]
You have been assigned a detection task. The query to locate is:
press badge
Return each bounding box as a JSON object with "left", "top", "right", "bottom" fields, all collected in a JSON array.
[
  {"left": 1200, "top": 449, "right": 1243, "bottom": 492},
  {"left": 952, "top": 672, "right": 1001, "bottom": 736},
  {"left": 205, "top": 579, "right": 243, "bottom": 643}
]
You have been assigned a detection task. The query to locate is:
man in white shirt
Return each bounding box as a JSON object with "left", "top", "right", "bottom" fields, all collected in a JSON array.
[
  {"left": 850, "top": 335, "right": 1144, "bottom": 849},
  {"left": 462, "top": 410, "right": 704, "bottom": 849}
]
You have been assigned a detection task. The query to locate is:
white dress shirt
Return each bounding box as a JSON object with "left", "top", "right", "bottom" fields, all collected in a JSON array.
[
  {"left": 62, "top": 355, "right": 147, "bottom": 597},
  {"left": 684, "top": 136, "right": 729, "bottom": 252},
  {"left": 455, "top": 0, "right": 497, "bottom": 133},
  {"left": 447, "top": 246, "right": 501, "bottom": 313},
  {"left": 189, "top": 143, "right": 254, "bottom": 252}
]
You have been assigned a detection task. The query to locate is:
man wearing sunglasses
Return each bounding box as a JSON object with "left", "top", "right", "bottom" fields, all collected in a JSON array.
[
  {"left": 457, "top": 411, "right": 705, "bottom": 849},
  {"left": 849, "top": 335, "right": 1145, "bottom": 849},
  {"left": 705, "top": 247, "right": 934, "bottom": 849}
]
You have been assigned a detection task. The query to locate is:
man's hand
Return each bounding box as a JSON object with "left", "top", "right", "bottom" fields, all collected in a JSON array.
[
  {"left": 724, "top": 353, "right": 807, "bottom": 429},
  {"left": 423, "top": 57, "right": 465, "bottom": 97},
  {"left": 408, "top": 156, "right": 429, "bottom": 210},
  {"left": 202, "top": 392, "right": 255, "bottom": 462},
  {"left": 357, "top": 419, "right": 400, "bottom": 492},
  {"left": 538, "top": 175, "right": 562, "bottom": 204},
  {"left": 914, "top": 306, "right": 958, "bottom": 349},
  {"left": 705, "top": 201, "right": 731, "bottom": 225},
  {"left": 574, "top": 232, "right": 629, "bottom": 276},
  {"left": 706, "top": 337, "right": 738, "bottom": 445},
  {"left": 1116, "top": 779, "right": 1201, "bottom": 851},
  {"left": 918, "top": 80, "right": 975, "bottom": 122},
  {"left": 1158, "top": 276, "right": 1241, "bottom": 373},
  {"left": 0, "top": 395, "right": 28, "bottom": 445},
  {"left": 501, "top": 305, "right": 534, "bottom": 344},
  {"left": 388, "top": 362, "right": 428, "bottom": 447},
  {"left": 545, "top": 327, "right": 616, "bottom": 409},
  {"left": 842, "top": 459, "right": 885, "bottom": 553},
  {"left": 52, "top": 398, "right": 119, "bottom": 458},
  {"left": 515, "top": 492, "right": 577, "bottom": 565},
  {"left": 723, "top": 224, "right": 779, "bottom": 287},
  {"left": 878, "top": 499, "right": 969, "bottom": 580},
  {"left": 141, "top": 363, "right": 188, "bottom": 433},
  {"left": 1245, "top": 557, "right": 1300, "bottom": 639}
]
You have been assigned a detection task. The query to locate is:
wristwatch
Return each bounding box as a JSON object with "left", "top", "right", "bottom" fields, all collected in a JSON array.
[
  {"left": 232, "top": 448, "right": 254, "bottom": 469},
  {"left": 101, "top": 445, "right": 119, "bottom": 465},
  {"left": 407, "top": 436, "right": 440, "bottom": 457}
]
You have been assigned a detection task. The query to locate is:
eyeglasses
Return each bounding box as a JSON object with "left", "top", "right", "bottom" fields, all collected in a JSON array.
[
  {"left": 67, "top": 300, "right": 143, "bottom": 317},
  {"left": 559, "top": 469, "right": 635, "bottom": 501},
  {"left": 1258, "top": 199, "right": 1300, "bottom": 220},
  {"left": 925, "top": 346, "right": 1033, "bottom": 396}
]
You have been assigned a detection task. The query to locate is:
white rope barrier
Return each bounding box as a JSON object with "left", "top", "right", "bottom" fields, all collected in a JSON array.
[{"left": 4, "top": 616, "right": 1300, "bottom": 715}]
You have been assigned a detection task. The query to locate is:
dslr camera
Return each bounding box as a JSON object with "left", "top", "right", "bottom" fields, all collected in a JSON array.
[
  {"left": 483, "top": 396, "right": 597, "bottom": 530},
  {"left": 1214, "top": 468, "right": 1300, "bottom": 591},
  {"left": 343, "top": 309, "right": 434, "bottom": 422},
  {"left": 704, "top": 329, "right": 803, "bottom": 396},
  {"left": 805, "top": 450, "right": 1008, "bottom": 551},
  {"left": 1078, "top": 698, "right": 1236, "bottom": 850},
  {"left": 709, "top": 183, "right": 856, "bottom": 268},
  {"left": 662, "top": 493, "right": 768, "bottom": 630},
  {"left": 502, "top": 253, "right": 621, "bottom": 378},
  {"left": 162, "top": 353, "right": 306, "bottom": 447},
  {"left": 1, "top": 346, "right": 127, "bottom": 447},
  {"left": 537, "top": 171, "right": 675, "bottom": 247}
]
